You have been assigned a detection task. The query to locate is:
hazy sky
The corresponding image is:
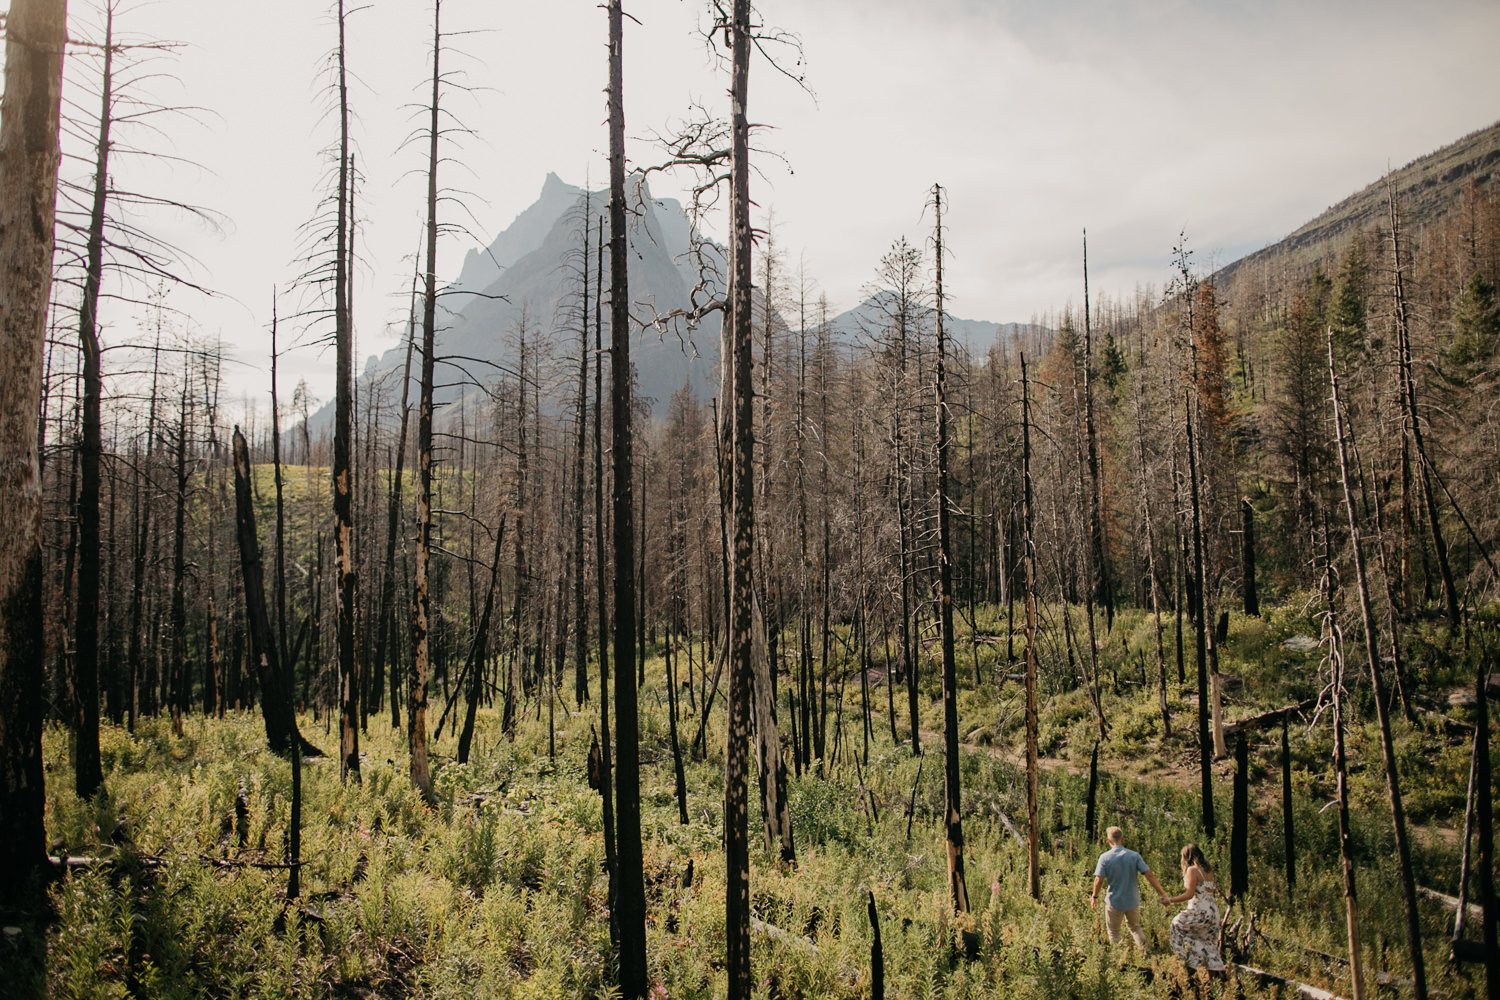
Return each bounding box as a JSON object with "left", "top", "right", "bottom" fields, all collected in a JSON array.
[{"left": 25, "top": 0, "right": 1500, "bottom": 410}]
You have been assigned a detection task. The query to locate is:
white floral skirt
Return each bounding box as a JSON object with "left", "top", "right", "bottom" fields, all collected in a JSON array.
[{"left": 1169, "top": 893, "right": 1225, "bottom": 971}]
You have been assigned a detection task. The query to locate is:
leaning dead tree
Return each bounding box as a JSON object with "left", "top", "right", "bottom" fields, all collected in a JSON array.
[
  {"left": 231, "top": 427, "right": 318, "bottom": 760},
  {"left": 1328, "top": 332, "right": 1427, "bottom": 1000}
]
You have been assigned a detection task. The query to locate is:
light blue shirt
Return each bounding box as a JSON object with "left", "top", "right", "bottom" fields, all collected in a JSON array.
[{"left": 1093, "top": 846, "right": 1150, "bottom": 911}]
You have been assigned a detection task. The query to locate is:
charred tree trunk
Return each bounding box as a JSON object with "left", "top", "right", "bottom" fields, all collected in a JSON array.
[
  {"left": 724, "top": 1, "right": 757, "bottom": 993},
  {"left": 1081, "top": 230, "right": 1112, "bottom": 628},
  {"left": 1231, "top": 734, "right": 1248, "bottom": 900},
  {"left": 1020, "top": 354, "right": 1042, "bottom": 901},
  {"left": 72, "top": 4, "right": 116, "bottom": 798},
  {"left": 408, "top": 1, "right": 442, "bottom": 802},
  {"left": 1242, "top": 496, "right": 1259, "bottom": 617},
  {"left": 457, "top": 514, "right": 506, "bottom": 765},
  {"left": 1185, "top": 390, "right": 1215, "bottom": 836},
  {"left": 375, "top": 286, "right": 415, "bottom": 730},
  {"left": 231, "top": 428, "right": 315, "bottom": 759},
  {"left": 1282, "top": 717, "right": 1295, "bottom": 895},
  {"left": 606, "top": 4, "right": 647, "bottom": 994},
  {"left": 333, "top": 0, "right": 359, "bottom": 783},
  {"left": 932, "top": 185, "right": 968, "bottom": 915}
]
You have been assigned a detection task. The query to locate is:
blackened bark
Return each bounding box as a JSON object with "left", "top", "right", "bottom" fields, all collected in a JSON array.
[
  {"left": 932, "top": 185, "right": 968, "bottom": 915},
  {"left": 607, "top": 4, "right": 647, "bottom": 994},
  {"left": 231, "top": 428, "right": 316, "bottom": 759},
  {"left": 1020, "top": 354, "right": 1041, "bottom": 901},
  {"left": 409, "top": 0, "right": 442, "bottom": 802},
  {"left": 1185, "top": 391, "right": 1215, "bottom": 836},
  {"left": 72, "top": 4, "right": 114, "bottom": 798},
  {"left": 1231, "top": 734, "right": 1248, "bottom": 900},
  {"left": 1242, "top": 496, "right": 1259, "bottom": 617},
  {"left": 333, "top": 0, "right": 359, "bottom": 783},
  {"left": 724, "top": 1, "right": 756, "bottom": 994}
]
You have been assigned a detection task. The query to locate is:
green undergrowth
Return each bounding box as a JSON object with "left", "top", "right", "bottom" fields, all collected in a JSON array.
[{"left": 34, "top": 599, "right": 1498, "bottom": 999}]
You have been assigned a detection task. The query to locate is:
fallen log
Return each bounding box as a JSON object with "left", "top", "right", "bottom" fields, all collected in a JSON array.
[
  {"left": 1225, "top": 696, "right": 1319, "bottom": 737},
  {"left": 1235, "top": 964, "right": 1345, "bottom": 1000},
  {"left": 1418, "top": 884, "right": 1484, "bottom": 922},
  {"left": 990, "top": 804, "right": 1025, "bottom": 846},
  {"left": 752, "top": 915, "right": 819, "bottom": 954}
]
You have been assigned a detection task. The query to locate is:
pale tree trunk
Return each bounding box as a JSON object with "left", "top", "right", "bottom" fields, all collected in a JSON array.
[
  {"left": 1329, "top": 336, "right": 1427, "bottom": 1000},
  {"left": 606, "top": 3, "right": 647, "bottom": 995},
  {"left": 1323, "top": 556, "right": 1366, "bottom": 1000},
  {"left": 0, "top": 0, "right": 68, "bottom": 905}
]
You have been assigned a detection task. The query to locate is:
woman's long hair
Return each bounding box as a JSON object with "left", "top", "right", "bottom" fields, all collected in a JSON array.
[{"left": 1180, "top": 843, "right": 1212, "bottom": 875}]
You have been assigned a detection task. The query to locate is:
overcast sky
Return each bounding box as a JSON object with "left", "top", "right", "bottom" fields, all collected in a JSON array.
[{"left": 24, "top": 0, "right": 1500, "bottom": 411}]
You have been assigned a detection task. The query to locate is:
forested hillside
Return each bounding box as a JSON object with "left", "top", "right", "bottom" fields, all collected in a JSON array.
[{"left": 0, "top": 2, "right": 1497, "bottom": 999}]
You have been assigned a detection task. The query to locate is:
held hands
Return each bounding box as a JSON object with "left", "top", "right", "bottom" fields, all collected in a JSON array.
[{"left": 1158, "top": 893, "right": 1170, "bottom": 906}]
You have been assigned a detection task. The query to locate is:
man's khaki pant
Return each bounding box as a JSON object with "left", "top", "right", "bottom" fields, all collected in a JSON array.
[{"left": 1105, "top": 903, "right": 1148, "bottom": 950}]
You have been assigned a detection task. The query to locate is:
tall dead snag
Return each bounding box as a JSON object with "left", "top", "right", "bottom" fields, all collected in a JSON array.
[
  {"left": 1230, "top": 735, "right": 1248, "bottom": 900},
  {"left": 1470, "top": 646, "right": 1497, "bottom": 994},
  {"left": 1388, "top": 180, "right": 1459, "bottom": 629},
  {"left": 1185, "top": 388, "right": 1215, "bottom": 836},
  {"left": 1242, "top": 497, "right": 1259, "bottom": 617},
  {"left": 408, "top": 0, "right": 442, "bottom": 803},
  {"left": 231, "top": 428, "right": 317, "bottom": 759},
  {"left": 72, "top": 1, "right": 116, "bottom": 798},
  {"left": 1281, "top": 718, "right": 1295, "bottom": 895},
  {"left": 594, "top": 213, "right": 617, "bottom": 937},
  {"left": 1081, "top": 230, "right": 1112, "bottom": 628},
  {"left": 606, "top": 3, "right": 647, "bottom": 995},
  {"left": 932, "top": 184, "right": 968, "bottom": 915},
  {"left": 1329, "top": 333, "right": 1427, "bottom": 1000},
  {"left": 1134, "top": 380, "right": 1170, "bottom": 736},
  {"left": 572, "top": 197, "right": 592, "bottom": 709},
  {"left": 375, "top": 280, "right": 416, "bottom": 730},
  {"left": 0, "top": 0, "right": 67, "bottom": 904},
  {"left": 1020, "top": 354, "right": 1041, "bottom": 902},
  {"left": 332, "top": 0, "right": 359, "bottom": 783},
  {"left": 723, "top": 0, "right": 757, "bottom": 994}
]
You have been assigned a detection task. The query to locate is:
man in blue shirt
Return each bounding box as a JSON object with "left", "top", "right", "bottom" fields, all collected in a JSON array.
[{"left": 1090, "top": 825, "right": 1168, "bottom": 951}]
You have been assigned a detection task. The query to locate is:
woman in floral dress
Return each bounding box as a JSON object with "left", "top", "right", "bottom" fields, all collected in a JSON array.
[{"left": 1166, "top": 844, "right": 1225, "bottom": 972}]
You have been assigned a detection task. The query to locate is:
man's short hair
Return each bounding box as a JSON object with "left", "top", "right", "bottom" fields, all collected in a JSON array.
[{"left": 1106, "top": 826, "right": 1124, "bottom": 844}]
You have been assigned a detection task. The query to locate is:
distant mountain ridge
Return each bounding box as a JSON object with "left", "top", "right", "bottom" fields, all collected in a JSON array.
[
  {"left": 328, "top": 119, "right": 1499, "bottom": 432},
  {"left": 1214, "top": 118, "right": 1500, "bottom": 287}
]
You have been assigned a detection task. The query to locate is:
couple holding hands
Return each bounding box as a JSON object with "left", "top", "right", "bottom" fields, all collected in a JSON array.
[{"left": 1090, "top": 825, "right": 1226, "bottom": 972}]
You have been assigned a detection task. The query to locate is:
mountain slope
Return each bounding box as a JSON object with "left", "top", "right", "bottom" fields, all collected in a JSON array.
[{"left": 1215, "top": 118, "right": 1500, "bottom": 287}]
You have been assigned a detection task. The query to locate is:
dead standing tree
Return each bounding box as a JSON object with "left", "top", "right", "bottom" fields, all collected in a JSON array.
[
  {"left": 929, "top": 183, "right": 969, "bottom": 916},
  {"left": 409, "top": 0, "right": 444, "bottom": 803},
  {"left": 0, "top": 0, "right": 68, "bottom": 905},
  {"left": 605, "top": 3, "right": 647, "bottom": 995}
]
